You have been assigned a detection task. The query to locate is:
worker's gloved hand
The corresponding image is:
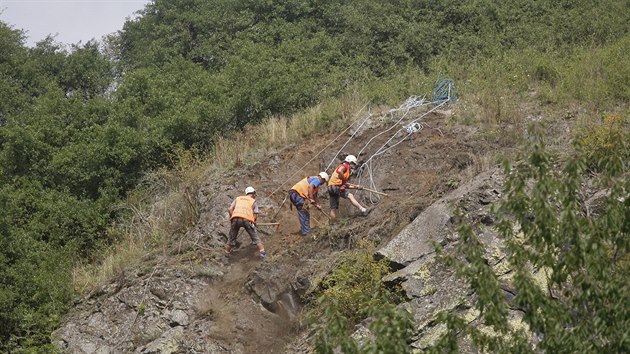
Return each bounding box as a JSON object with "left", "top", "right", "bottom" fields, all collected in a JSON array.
[
  {"left": 340, "top": 185, "right": 346, "bottom": 192},
  {"left": 315, "top": 204, "right": 322, "bottom": 210}
]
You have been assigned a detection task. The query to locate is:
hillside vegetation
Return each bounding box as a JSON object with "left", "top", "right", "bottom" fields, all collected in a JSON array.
[{"left": 1, "top": 0, "right": 629, "bottom": 351}]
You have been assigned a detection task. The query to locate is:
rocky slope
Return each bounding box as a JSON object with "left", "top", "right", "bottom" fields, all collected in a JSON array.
[{"left": 54, "top": 104, "right": 507, "bottom": 353}]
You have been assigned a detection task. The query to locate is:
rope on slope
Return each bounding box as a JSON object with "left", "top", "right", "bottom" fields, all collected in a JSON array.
[
  {"left": 360, "top": 99, "right": 448, "bottom": 168},
  {"left": 355, "top": 96, "right": 432, "bottom": 160},
  {"left": 325, "top": 109, "right": 374, "bottom": 171},
  {"left": 355, "top": 100, "right": 448, "bottom": 202},
  {"left": 271, "top": 79, "right": 455, "bottom": 204},
  {"left": 267, "top": 101, "right": 371, "bottom": 198},
  {"left": 353, "top": 79, "right": 456, "bottom": 199}
]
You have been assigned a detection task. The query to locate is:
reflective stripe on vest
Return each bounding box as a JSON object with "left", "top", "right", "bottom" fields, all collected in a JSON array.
[
  {"left": 328, "top": 163, "right": 350, "bottom": 186},
  {"left": 231, "top": 196, "right": 256, "bottom": 222},
  {"left": 291, "top": 177, "right": 319, "bottom": 199}
]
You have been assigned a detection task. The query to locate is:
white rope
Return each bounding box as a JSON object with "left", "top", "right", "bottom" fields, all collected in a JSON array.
[
  {"left": 354, "top": 99, "right": 448, "bottom": 201},
  {"left": 267, "top": 101, "right": 370, "bottom": 198},
  {"left": 325, "top": 96, "right": 433, "bottom": 170},
  {"left": 322, "top": 82, "right": 454, "bottom": 201},
  {"left": 325, "top": 109, "right": 373, "bottom": 171},
  {"left": 354, "top": 97, "right": 431, "bottom": 159},
  {"left": 405, "top": 122, "right": 422, "bottom": 134},
  {"left": 359, "top": 99, "right": 447, "bottom": 169}
]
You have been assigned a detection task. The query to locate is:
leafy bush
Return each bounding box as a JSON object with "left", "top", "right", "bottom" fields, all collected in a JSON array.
[{"left": 432, "top": 128, "right": 630, "bottom": 353}]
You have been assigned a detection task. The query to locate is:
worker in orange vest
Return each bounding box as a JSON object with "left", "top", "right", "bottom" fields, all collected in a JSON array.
[
  {"left": 224, "top": 186, "right": 266, "bottom": 259},
  {"left": 289, "top": 172, "right": 329, "bottom": 236},
  {"left": 328, "top": 155, "right": 369, "bottom": 222}
]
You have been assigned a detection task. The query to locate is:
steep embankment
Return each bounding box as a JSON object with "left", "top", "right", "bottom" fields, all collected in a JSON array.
[{"left": 54, "top": 102, "right": 503, "bottom": 353}]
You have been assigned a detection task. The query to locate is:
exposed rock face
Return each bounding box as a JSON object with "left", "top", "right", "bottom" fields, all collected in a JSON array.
[
  {"left": 53, "top": 170, "right": 331, "bottom": 353},
  {"left": 54, "top": 265, "right": 226, "bottom": 353},
  {"left": 377, "top": 168, "right": 512, "bottom": 351},
  {"left": 585, "top": 188, "right": 610, "bottom": 217},
  {"left": 377, "top": 168, "right": 503, "bottom": 268}
]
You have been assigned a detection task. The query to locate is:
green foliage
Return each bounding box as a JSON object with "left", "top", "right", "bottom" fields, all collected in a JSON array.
[
  {"left": 360, "top": 303, "right": 415, "bottom": 354},
  {"left": 432, "top": 127, "right": 630, "bottom": 353},
  {"left": 0, "top": 203, "right": 73, "bottom": 351},
  {"left": 112, "top": 0, "right": 630, "bottom": 128},
  {"left": 317, "top": 248, "right": 392, "bottom": 324},
  {"left": 601, "top": 37, "right": 630, "bottom": 101},
  {"left": 61, "top": 41, "right": 114, "bottom": 99},
  {"left": 574, "top": 112, "right": 630, "bottom": 172},
  {"left": 0, "top": 23, "right": 29, "bottom": 117},
  {"left": 312, "top": 244, "right": 413, "bottom": 353},
  {"left": 561, "top": 36, "right": 630, "bottom": 105}
]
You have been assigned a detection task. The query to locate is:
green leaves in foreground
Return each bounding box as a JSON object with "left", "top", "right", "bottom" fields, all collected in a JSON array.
[
  {"left": 312, "top": 245, "right": 414, "bottom": 354},
  {"left": 433, "top": 126, "right": 630, "bottom": 353}
]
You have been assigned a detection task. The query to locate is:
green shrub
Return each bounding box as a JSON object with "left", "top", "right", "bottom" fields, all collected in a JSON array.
[
  {"left": 533, "top": 58, "right": 560, "bottom": 86},
  {"left": 574, "top": 112, "right": 630, "bottom": 172},
  {"left": 311, "top": 242, "right": 412, "bottom": 353}
]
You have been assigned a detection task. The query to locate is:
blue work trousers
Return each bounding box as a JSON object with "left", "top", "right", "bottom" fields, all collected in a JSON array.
[{"left": 289, "top": 190, "right": 310, "bottom": 235}]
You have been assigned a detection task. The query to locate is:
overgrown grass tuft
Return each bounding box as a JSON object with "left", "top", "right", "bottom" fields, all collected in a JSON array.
[{"left": 574, "top": 111, "right": 630, "bottom": 172}]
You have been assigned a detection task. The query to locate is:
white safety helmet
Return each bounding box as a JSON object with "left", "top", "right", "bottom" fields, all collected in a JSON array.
[
  {"left": 345, "top": 154, "right": 358, "bottom": 164},
  {"left": 245, "top": 186, "right": 256, "bottom": 195},
  {"left": 318, "top": 171, "right": 329, "bottom": 181}
]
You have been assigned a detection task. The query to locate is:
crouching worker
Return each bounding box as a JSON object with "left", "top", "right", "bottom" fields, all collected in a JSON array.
[
  {"left": 289, "top": 172, "right": 329, "bottom": 236},
  {"left": 328, "top": 155, "right": 369, "bottom": 222},
  {"left": 225, "top": 186, "right": 266, "bottom": 259}
]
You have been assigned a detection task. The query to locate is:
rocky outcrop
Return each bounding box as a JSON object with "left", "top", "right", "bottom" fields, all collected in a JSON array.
[
  {"left": 376, "top": 167, "right": 519, "bottom": 351},
  {"left": 53, "top": 176, "right": 320, "bottom": 353},
  {"left": 377, "top": 168, "right": 504, "bottom": 268},
  {"left": 54, "top": 264, "right": 229, "bottom": 353}
]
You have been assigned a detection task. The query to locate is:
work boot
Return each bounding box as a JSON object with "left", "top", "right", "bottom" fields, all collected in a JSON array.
[{"left": 259, "top": 250, "right": 267, "bottom": 259}]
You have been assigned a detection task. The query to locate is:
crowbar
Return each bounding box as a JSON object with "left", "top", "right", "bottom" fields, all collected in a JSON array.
[
  {"left": 257, "top": 222, "right": 281, "bottom": 233},
  {"left": 349, "top": 184, "right": 388, "bottom": 196}
]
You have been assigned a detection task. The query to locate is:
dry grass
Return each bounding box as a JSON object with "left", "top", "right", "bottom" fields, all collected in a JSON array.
[
  {"left": 210, "top": 90, "right": 369, "bottom": 169},
  {"left": 73, "top": 152, "right": 206, "bottom": 296},
  {"left": 259, "top": 115, "right": 289, "bottom": 147},
  {"left": 72, "top": 233, "right": 145, "bottom": 296}
]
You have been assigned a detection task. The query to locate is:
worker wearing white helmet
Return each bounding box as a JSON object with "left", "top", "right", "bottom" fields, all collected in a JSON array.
[
  {"left": 328, "top": 154, "right": 369, "bottom": 221},
  {"left": 289, "top": 172, "right": 329, "bottom": 236},
  {"left": 225, "top": 186, "right": 266, "bottom": 259}
]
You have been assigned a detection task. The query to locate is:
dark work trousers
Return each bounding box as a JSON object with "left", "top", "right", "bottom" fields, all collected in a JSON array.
[{"left": 289, "top": 190, "right": 310, "bottom": 235}]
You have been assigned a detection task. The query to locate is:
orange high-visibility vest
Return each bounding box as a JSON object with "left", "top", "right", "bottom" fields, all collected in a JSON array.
[
  {"left": 231, "top": 195, "right": 256, "bottom": 222},
  {"left": 328, "top": 163, "right": 350, "bottom": 186},
  {"left": 291, "top": 177, "right": 319, "bottom": 199}
]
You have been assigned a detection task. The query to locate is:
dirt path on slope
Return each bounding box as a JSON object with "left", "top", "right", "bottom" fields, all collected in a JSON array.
[{"left": 198, "top": 110, "right": 496, "bottom": 353}]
